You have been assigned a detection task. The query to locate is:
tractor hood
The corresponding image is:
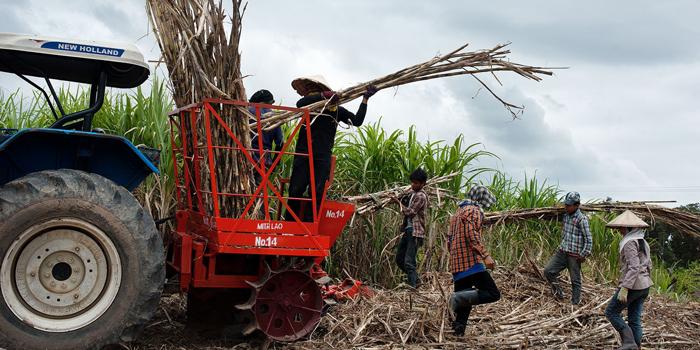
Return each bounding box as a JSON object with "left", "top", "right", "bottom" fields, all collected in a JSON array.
[{"left": 0, "top": 33, "right": 149, "bottom": 88}]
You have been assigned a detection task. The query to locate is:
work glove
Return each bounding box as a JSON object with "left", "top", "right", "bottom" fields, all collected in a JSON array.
[
  {"left": 617, "top": 287, "right": 628, "bottom": 304},
  {"left": 321, "top": 91, "right": 340, "bottom": 104},
  {"left": 363, "top": 84, "right": 379, "bottom": 98}
]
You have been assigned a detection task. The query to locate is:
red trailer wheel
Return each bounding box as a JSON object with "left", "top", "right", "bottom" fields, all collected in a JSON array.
[{"left": 253, "top": 270, "right": 323, "bottom": 341}]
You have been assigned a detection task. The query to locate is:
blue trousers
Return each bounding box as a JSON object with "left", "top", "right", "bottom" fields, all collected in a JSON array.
[{"left": 605, "top": 287, "right": 649, "bottom": 346}]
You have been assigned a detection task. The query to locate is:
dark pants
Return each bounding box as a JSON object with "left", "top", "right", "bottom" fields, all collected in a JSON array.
[
  {"left": 395, "top": 231, "right": 423, "bottom": 287},
  {"left": 453, "top": 271, "right": 501, "bottom": 325},
  {"left": 285, "top": 155, "right": 331, "bottom": 222},
  {"left": 605, "top": 287, "right": 649, "bottom": 346},
  {"left": 544, "top": 250, "right": 582, "bottom": 303}
]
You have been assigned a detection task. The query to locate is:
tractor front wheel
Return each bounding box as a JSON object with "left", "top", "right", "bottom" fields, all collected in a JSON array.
[{"left": 0, "top": 169, "right": 164, "bottom": 350}]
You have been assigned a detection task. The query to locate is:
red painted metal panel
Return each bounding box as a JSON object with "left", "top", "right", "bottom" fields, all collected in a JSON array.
[
  {"left": 216, "top": 218, "right": 316, "bottom": 235},
  {"left": 319, "top": 200, "right": 356, "bottom": 247},
  {"left": 168, "top": 99, "right": 357, "bottom": 291},
  {"left": 215, "top": 232, "right": 331, "bottom": 249}
]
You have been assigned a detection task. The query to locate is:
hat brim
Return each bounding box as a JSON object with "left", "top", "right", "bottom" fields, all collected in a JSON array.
[
  {"left": 605, "top": 210, "right": 650, "bottom": 228},
  {"left": 292, "top": 78, "right": 332, "bottom": 96}
]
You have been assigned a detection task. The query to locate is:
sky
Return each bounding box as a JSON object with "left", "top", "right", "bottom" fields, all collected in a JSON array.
[{"left": 1, "top": 0, "right": 699, "bottom": 204}]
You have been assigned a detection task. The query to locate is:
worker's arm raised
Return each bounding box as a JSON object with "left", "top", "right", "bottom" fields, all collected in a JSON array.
[{"left": 296, "top": 93, "right": 324, "bottom": 108}]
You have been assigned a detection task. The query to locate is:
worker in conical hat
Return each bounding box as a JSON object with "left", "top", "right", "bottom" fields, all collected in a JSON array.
[
  {"left": 604, "top": 210, "right": 653, "bottom": 350},
  {"left": 285, "top": 75, "right": 378, "bottom": 222}
]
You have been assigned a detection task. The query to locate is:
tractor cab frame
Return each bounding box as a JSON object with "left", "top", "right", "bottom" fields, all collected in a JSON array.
[{"left": 0, "top": 33, "right": 157, "bottom": 190}]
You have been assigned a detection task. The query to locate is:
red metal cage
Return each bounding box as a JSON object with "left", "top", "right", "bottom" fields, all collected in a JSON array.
[{"left": 166, "top": 99, "right": 354, "bottom": 291}]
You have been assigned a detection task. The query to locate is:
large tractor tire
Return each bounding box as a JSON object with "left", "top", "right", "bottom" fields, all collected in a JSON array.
[{"left": 0, "top": 169, "right": 165, "bottom": 350}]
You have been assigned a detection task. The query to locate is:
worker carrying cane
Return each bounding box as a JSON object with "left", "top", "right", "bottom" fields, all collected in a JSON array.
[
  {"left": 447, "top": 185, "right": 501, "bottom": 336},
  {"left": 284, "top": 75, "right": 377, "bottom": 222}
]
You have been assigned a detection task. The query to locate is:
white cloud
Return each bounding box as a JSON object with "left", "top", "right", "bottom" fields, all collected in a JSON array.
[{"left": 1, "top": 0, "right": 698, "bottom": 204}]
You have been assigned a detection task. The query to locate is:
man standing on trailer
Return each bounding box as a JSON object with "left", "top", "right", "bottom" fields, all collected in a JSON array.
[
  {"left": 284, "top": 76, "right": 377, "bottom": 222},
  {"left": 543, "top": 191, "right": 592, "bottom": 305},
  {"left": 248, "top": 89, "right": 283, "bottom": 185}
]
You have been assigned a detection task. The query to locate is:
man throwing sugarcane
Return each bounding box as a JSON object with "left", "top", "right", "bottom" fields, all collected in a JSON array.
[
  {"left": 448, "top": 185, "right": 501, "bottom": 336},
  {"left": 284, "top": 75, "right": 377, "bottom": 222},
  {"left": 544, "top": 191, "right": 593, "bottom": 305}
]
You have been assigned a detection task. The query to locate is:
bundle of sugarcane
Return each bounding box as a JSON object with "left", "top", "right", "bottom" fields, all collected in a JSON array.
[
  {"left": 147, "top": 0, "right": 252, "bottom": 217},
  {"left": 254, "top": 43, "right": 555, "bottom": 131},
  {"left": 344, "top": 173, "right": 460, "bottom": 215},
  {"left": 484, "top": 202, "right": 700, "bottom": 238}
]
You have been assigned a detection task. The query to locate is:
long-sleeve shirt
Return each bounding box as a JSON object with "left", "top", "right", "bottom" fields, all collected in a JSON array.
[
  {"left": 295, "top": 94, "right": 367, "bottom": 158},
  {"left": 249, "top": 107, "right": 284, "bottom": 167},
  {"left": 619, "top": 231, "right": 653, "bottom": 290},
  {"left": 448, "top": 202, "right": 489, "bottom": 273},
  {"left": 400, "top": 190, "right": 428, "bottom": 238},
  {"left": 558, "top": 209, "right": 593, "bottom": 257}
]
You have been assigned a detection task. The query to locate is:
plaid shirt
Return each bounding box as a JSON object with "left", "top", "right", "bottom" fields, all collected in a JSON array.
[
  {"left": 448, "top": 202, "right": 489, "bottom": 273},
  {"left": 559, "top": 209, "right": 593, "bottom": 257},
  {"left": 401, "top": 190, "right": 428, "bottom": 238}
]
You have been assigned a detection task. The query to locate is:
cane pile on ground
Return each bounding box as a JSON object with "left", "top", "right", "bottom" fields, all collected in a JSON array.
[
  {"left": 130, "top": 263, "right": 700, "bottom": 349},
  {"left": 293, "top": 265, "right": 700, "bottom": 349}
]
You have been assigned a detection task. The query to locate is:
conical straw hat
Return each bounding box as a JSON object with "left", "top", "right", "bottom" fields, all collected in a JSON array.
[
  {"left": 291, "top": 75, "right": 333, "bottom": 96},
  {"left": 606, "top": 210, "right": 649, "bottom": 228}
]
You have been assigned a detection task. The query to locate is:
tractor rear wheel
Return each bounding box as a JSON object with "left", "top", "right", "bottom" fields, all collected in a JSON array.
[{"left": 0, "top": 169, "right": 164, "bottom": 350}]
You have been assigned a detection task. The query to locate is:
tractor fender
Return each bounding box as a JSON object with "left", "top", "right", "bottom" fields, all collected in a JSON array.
[{"left": 0, "top": 128, "right": 158, "bottom": 191}]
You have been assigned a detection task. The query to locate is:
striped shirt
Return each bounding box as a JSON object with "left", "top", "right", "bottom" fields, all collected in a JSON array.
[
  {"left": 559, "top": 209, "right": 593, "bottom": 257},
  {"left": 448, "top": 202, "right": 489, "bottom": 273}
]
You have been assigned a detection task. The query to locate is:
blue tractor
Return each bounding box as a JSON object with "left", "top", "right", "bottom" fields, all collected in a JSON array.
[{"left": 0, "top": 33, "right": 164, "bottom": 349}]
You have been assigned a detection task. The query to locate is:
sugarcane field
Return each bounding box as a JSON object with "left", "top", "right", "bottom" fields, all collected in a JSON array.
[{"left": 1, "top": 1, "right": 700, "bottom": 350}]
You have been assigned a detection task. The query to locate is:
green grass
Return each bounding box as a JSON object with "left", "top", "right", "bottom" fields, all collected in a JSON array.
[{"left": 1, "top": 80, "right": 697, "bottom": 299}]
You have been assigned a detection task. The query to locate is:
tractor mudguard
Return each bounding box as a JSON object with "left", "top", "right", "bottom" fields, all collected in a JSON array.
[{"left": 0, "top": 128, "right": 158, "bottom": 191}]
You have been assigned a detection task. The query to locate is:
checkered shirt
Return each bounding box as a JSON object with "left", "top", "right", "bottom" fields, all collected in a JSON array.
[
  {"left": 401, "top": 190, "right": 428, "bottom": 238},
  {"left": 559, "top": 209, "right": 593, "bottom": 257},
  {"left": 448, "top": 202, "right": 489, "bottom": 273}
]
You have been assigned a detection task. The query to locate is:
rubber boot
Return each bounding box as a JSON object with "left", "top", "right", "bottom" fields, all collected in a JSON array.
[
  {"left": 617, "top": 326, "right": 639, "bottom": 350},
  {"left": 449, "top": 289, "right": 479, "bottom": 311},
  {"left": 452, "top": 320, "right": 466, "bottom": 336}
]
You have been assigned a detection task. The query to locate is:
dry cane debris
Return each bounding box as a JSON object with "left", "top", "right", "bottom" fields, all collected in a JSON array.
[
  {"left": 291, "top": 264, "right": 700, "bottom": 349},
  {"left": 132, "top": 263, "right": 700, "bottom": 349}
]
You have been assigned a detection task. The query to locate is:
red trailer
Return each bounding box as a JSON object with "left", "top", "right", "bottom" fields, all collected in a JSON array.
[{"left": 166, "top": 99, "right": 354, "bottom": 341}]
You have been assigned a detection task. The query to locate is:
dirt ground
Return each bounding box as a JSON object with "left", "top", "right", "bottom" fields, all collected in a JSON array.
[{"left": 126, "top": 266, "right": 700, "bottom": 350}]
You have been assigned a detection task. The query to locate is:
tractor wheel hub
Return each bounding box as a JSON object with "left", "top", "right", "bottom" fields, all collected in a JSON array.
[{"left": 1, "top": 218, "right": 122, "bottom": 331}]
